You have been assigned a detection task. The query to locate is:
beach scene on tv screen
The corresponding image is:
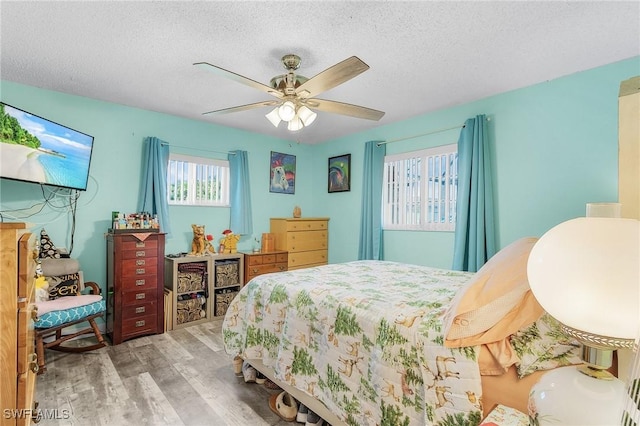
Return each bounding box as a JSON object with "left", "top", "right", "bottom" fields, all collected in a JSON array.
[{"left": 0, "top": 104, "right": 93, "bottom": 190}]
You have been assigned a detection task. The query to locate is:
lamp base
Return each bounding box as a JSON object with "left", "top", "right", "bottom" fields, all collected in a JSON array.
[{"left": 529, "top": 365, "right": 625, "bottom": 425}]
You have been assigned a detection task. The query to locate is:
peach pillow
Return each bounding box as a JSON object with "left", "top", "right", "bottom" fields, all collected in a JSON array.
[{"left": 443, "top": 237, "right": 544, "bottom": 349}]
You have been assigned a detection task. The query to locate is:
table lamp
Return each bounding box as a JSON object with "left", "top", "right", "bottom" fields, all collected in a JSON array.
[{"left": 526, "top": 217, "right": 640, "bottom": 425}]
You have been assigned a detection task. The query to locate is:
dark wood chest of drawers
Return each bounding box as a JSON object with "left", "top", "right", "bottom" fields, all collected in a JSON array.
[{"left": 106, "top": 231, "right": 165, "bottom": 345}]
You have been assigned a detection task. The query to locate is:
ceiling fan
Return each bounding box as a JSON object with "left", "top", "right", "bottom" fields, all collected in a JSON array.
[{"left": 194, "top": 54, "right": 385, "bottom": 131}]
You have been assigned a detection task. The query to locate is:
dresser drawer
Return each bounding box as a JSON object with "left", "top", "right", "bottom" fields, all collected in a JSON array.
[
  {"left": 120, "top": 275, "right": 157, "bottom": 291},
  {"left": 17, "top": 303, "right": 36, "bottom": 375},
  {"left": 246, "top": 253, "right": 288, "bottom": 265},
  {"left": 245, "top": 262, "right": 288, "bottom": 281},
  {"left": 286, "top": 231, "right": 328, "bottom": 252},
  {"left": 289, "top": 250, "right": 327, "bottom": 268},
  {"left": 121, "top": 301, "right": 157, "bottom": 319},
  {"left": 121, "top": 237, "right": 159, "bottom": 251},
  {"left": 121, "top": 246, "right": 159, "bottom": 260},
  {"left": 122, "top": 288, "right": 158, "bottom": 305},
  {"left": 286, "top": 220, "right": 328, "bottom": 232},
  {"left": 122, "top": 314, "right": 157, "bottom": 337},
  {"left": 121, "top": 259, "right": 158, "bottom": 277}
]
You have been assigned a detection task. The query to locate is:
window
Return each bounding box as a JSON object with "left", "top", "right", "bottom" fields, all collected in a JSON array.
[
  {"left": 167, "top": 153, "right": 230, "bottom": 206},
  {"left": 382, "top": 144, "right": 458, "bottom": 231}
]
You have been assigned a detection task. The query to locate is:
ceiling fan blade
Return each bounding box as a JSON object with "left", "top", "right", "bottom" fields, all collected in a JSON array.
[
  {"left": 305, "top": 98, "right": 385, "bottom": 121},
  {"left": 295, "top": 56, "right": 370, "bottom": 98},
  {"left": 194, "top": 62, "right": 283, "bottom": 99},
  {"left": 202, "top": 100, "right": 280, "bottom": 115}
]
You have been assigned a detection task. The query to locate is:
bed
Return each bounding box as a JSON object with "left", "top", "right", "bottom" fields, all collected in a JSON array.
[{"left": 222, "top": 238, "right": 582, "bottom": 425}]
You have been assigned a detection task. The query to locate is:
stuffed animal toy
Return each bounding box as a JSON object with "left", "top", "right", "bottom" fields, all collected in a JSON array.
[
  {"left": 190, "top": 224, "right": 216, "bottom": 256},
  {"left": 219, "top": 229, "right": 241, "bottom": 253},
  {"left": 35, "top": 276, "right": 50, "bottom": 303}
]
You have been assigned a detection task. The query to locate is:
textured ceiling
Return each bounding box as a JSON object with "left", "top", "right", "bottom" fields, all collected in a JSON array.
[{"left": 1, "top": 1, "right": 639, "bottom": 144}]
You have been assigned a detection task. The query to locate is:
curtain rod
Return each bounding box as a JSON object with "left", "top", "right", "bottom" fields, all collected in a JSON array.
[
  {"left": 160, "top": 142, "right": 236, "bottom": 155},
  {"left": 377, "top": 117, "right": 491, "bottom": 146}
]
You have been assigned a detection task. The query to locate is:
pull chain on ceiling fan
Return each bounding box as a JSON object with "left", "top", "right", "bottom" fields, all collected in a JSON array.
[{"left": 194, "top": 54, "right": 385, "bottom": 132}]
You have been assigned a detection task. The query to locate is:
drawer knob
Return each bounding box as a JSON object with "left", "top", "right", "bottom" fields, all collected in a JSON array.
[
  {"left": 136, "top": 259, "right": 146, "bottom": 266},
  {"left": 136, "top": 251, "right": 146, "bottom": 257},
  {"left": 252, "top": 268, "right": 259, "bottom": 273},
  {"left": 136, "top": 293, "right": 146, "bottom": 300},
  {"left": 136, "top": 242, "right": 146, "bottom": 248},
  {"left": 136, "top": 279, "right": 145, "bottom": 286},
  {"left": 29, "top": 353, "right": 39, "bottom": 373},
  {"left": 136, "top": 268, "right": 145, "bottom": 274},
  {"left": 135, "top": 320, "right": 146, "bottom": 327},
  {"left": 135, "top": 306, "right": 146, "bottom": 314},
  {"left": 278, "top": 266, "right": 285, "bottom": 271}
]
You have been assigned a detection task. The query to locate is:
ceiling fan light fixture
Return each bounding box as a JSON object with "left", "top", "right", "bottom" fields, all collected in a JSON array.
[
  {"left": 287, "top": 115, "right": 303, "bottom": 131},
  {"left": 278, "top": 101, "right": 296, "bottom": 122},
  {"left": 265, "top": 107, "right": 281, "bottom": 127},
  {"left": 297, "top": 105, "right": 317, "bottom": 127}
]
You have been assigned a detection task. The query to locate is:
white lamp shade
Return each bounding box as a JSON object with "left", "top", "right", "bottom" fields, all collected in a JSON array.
[
  {"left": 527, "top": 217, "right": 640, "bottom": 340},
  {"left": 265, "top": 107, "right": 281, "bottom": 127},
  {"left": 278, "top": 101, "right": 296, "bottom": 122},
  {"left": 297, "top": 105, "right": 317, "bottom": 127},
  {"left": 287, "top": 115, "right": 303, "bottom": 131}
]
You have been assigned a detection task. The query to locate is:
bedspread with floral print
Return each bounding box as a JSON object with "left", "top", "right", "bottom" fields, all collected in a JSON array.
[{"left": 223, "top": 260, "right": 483, "bottom": 426}]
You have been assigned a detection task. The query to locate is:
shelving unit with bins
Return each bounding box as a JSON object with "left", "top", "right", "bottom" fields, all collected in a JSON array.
[
  {"left": 164, "top": 256, "right": 212, "bottom": 329},
  {"left": 212, "top": 253, "right": 244, "bottom": 317},
  {"left": 164, "top": 253, "right": 244, "bottom": 327}
]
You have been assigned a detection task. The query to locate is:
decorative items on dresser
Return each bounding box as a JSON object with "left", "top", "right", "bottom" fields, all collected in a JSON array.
[
  {"left": 106, "top": 230, "right": 165, "bottom": 345},
  {"left": 242, "top": 250, "right": 288, "bottom": 284},
  {"left": 0, "top": 223, "right": 38, "bottom": 425},
  {"left": 270, "top": 217, "right": 329, "bottom": 270}
]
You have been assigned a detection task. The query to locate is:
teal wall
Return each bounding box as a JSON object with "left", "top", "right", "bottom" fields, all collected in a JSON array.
[
  {"left": 312, "top": 56, "right": 639, "bottom": 268},
  {"left": 1, "top": 56, "right": 638, "bottom": 288}
]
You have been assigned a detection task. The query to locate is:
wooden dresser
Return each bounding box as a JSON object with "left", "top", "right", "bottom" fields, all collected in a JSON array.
[
  {"left": 106, "top": 231, "right": 165, "bottom": 345},
  {"left": 270, "top": 218, "right": 329, "bottom": 270},
  {"left": 243, "top": 250, "right": 288, "bottom": 284},
  {"left": 0, "top": 223, "right": 38, "bottom": 426}
]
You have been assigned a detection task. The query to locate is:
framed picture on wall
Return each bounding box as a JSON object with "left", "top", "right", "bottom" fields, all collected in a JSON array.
[
  {"left": 269, "top": 151, "right": 296, "bottom": 194},
  {"left": 328, "top": 154, "right": 351, "bottom": 193}
]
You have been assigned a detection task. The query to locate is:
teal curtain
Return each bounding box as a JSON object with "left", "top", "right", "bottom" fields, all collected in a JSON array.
[
  {"left": 358, "top": 141, "right": 386, "bottom": 260},
  {"left": 139, "top": 136, "right": 172, "bottom": 237},
  {"left": 228, "top": 150, "right": 253, "bottom": 235},
  {"left": 452, "top": 115, "right": 496, "bottom": 271}
]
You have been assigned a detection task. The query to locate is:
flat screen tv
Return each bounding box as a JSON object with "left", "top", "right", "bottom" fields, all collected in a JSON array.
[{"left": 0, "top": 102, "right": 95, "bottom": 191}]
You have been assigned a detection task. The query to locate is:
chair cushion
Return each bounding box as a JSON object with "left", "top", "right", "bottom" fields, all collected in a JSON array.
[{"left": 35, "top": 295, "right": 105, "bottom": 328}]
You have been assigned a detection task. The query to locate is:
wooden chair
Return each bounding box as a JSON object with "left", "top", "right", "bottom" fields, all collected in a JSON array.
[{"left": 34, "top": 271, "right": 107, "bottom": 374}]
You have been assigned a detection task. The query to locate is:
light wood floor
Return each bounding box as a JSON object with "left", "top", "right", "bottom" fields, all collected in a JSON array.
[{"left": 35, "top": 320, "right": 292, "bottom": 425}]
